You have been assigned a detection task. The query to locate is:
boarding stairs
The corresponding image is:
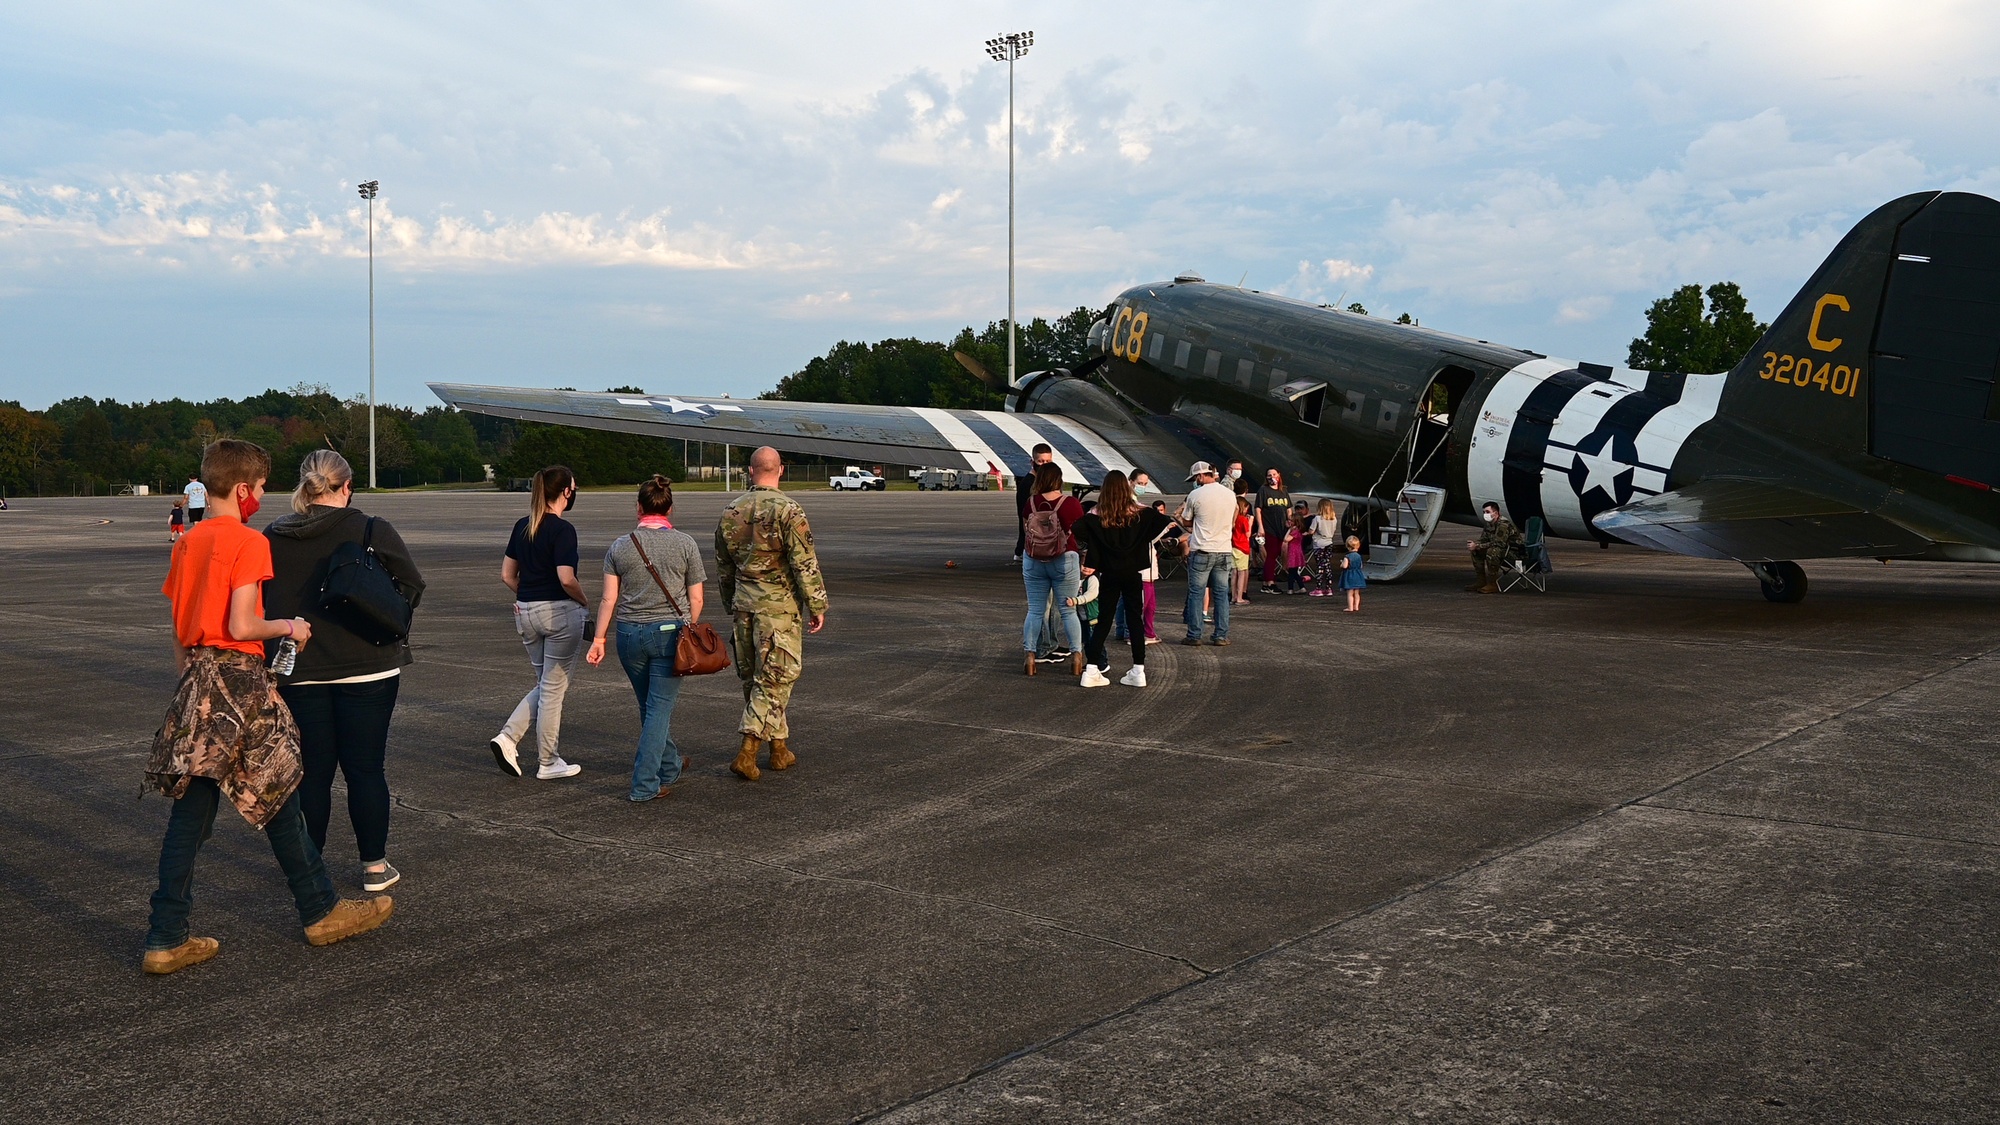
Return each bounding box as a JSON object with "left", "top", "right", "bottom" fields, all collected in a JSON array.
[{"left": 1361, "top": 484, "right": 1448, "bottom": 583}]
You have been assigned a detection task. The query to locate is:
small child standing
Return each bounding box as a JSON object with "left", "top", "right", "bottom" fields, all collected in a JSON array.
[
  {"left": 1230, "top": 495, "right": 1253, "bottom": 605},
  {"left": 1339, "top": 534, "right": 1368, "bottom": 612},
  {"left": 141, "top": 439, "right": 394, "bottom": 975},
  {"left": 168, "top": 497, "right": 186, "bottom": 542},
  {"left": 1282, "top": 510, "right": 1309, "bottom": 593},
  {"left": 1303, "top": 499, "right": 1342, "bottom": 596},
  {"left": 1069, "top": 573, "right": 1101, "bottom": 637}
]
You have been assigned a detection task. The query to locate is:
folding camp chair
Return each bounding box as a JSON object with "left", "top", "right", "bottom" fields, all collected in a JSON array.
[{"left": 1498, "top": 516, "right": 1552, "bottom": 592}]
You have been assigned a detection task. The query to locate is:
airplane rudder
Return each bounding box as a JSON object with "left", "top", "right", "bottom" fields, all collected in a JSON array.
[{"left": 1719, "top": 192, "right": 1940, "bottom": 451}]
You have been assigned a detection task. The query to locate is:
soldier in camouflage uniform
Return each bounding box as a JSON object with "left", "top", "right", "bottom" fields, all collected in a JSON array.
[
  {"left": 1465, "top": 501, "right": 1522, "bottom": 594},
  {"left": 715, "top": 447, "right": 829, "bottom": 781}
]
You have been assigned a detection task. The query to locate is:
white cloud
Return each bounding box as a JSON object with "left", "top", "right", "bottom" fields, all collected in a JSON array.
[{"left": 1323, "top": 259, "right": 1375, "bottom": 285}]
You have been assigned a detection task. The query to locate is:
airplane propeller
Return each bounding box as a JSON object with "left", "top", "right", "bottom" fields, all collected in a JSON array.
[{"left": 953, "top": 350, "right": 1003, "bottom": 388}]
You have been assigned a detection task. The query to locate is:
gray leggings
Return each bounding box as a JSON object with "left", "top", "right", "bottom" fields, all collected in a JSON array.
[{"left": 503, "top": 600, "right": 588, "bottom": 767}]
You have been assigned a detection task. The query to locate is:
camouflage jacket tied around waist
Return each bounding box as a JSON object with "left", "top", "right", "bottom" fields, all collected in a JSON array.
[
  {"left": 715, "top": 485, "right": 829, "bottom": 618},
  {"left": 144, "top": 647, "right": 304, "bottom": 828}
]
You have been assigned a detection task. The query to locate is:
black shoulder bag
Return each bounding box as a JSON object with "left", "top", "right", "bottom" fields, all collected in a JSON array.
[{"left": 319, "top": 517, "right": 414, "bottom": 645}]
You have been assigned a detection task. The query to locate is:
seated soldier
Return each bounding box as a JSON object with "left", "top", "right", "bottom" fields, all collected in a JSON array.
[{"left": 1465, "top": 502, "right": 1522, "bottom": 594}]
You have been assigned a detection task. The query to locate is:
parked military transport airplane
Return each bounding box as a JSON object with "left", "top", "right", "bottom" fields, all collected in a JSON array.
[{"left": 435, "top": 191, "right": 2000, "bottom": 602}]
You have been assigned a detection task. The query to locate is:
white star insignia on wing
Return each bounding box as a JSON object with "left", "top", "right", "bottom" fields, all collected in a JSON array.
[{"left": 657, "top": 397, "right": 713, "bottom": 415}]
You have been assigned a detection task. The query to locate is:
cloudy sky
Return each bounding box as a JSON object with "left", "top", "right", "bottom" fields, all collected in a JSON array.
[{"left": 2, "top": 1, "right": 1996, "bottom": 410}]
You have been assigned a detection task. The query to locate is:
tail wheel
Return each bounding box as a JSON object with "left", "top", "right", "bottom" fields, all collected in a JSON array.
[{"left": 1751, "top": 561, "right": 1809, "bottom": 604}]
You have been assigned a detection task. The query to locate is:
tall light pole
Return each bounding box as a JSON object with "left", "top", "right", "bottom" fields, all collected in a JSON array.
[
  {"left": 985, "top": 31, "right": 1032, "bottom": 388},
  {"left": 358, "top": 180, "right": 379, "bottom": 489}
]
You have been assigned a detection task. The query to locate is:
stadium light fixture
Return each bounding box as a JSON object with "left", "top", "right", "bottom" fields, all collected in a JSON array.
[
  {"left": 984, "top": 32, "right": 1032, "bottom": 387},
  {"left": 358, "top": 180, "right": 380, "bottom": 489}
]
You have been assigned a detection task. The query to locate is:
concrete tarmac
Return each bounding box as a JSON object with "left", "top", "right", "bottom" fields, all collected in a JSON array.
[{"left": 2, "top": 491, "right": 1995, "bottom": 1123}]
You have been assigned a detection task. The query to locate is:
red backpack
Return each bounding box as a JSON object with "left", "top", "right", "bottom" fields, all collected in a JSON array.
[{"left": 1024, "top": 495, "right": 1068, "bottom": 560}]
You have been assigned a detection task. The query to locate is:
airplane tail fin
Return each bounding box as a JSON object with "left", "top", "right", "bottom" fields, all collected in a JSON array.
[{"left": 1721, "top": 191, "right": 2000, "bottom": 486}]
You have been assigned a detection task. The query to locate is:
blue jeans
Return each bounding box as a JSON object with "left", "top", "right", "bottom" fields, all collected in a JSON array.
[
  {"left": 504, "top": 600, "right": 588, "bottom": 768},
  {"left": 1022, "top": 552, "right": 1083, "bottom": 653},
  {"left": 616, "top": 619, "right": 686, "bottom": 800},
  {"left": 145, "top": 779, "right": 339, "bottom": 951},
  {"left": 1185, "top": 551, "right": 1232, "bottom": 641}
]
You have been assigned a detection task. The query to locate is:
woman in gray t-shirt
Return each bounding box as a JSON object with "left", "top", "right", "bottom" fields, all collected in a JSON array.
[{"left": 586, "top": 475, "right": 707, "bottom": 801}]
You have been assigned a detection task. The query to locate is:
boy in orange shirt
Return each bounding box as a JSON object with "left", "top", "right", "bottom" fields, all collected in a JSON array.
[{"left": 141, "top": 439, "right": 394, "bottom": 974}]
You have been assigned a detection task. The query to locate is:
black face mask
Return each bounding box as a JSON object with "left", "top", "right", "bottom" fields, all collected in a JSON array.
[{"left": 566, "top": 490, "right": 579, "bottom": 511}]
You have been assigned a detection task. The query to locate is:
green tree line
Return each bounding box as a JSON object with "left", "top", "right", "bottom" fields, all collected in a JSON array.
[{"left": 0, "top": 383, "right": 689, "bottom": 497}]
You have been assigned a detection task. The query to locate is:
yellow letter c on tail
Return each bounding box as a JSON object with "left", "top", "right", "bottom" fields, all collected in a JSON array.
[{"left": 1807, "top": 293, "right": 1849, "bottom": 353}]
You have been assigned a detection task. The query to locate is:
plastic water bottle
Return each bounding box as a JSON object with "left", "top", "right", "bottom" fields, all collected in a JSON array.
[{"left": 270, "top": 638, "right": 298, "bottom": 676}]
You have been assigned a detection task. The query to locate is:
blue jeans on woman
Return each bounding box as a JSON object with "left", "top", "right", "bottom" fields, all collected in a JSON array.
[
  {"left": 145, "top": 779, "right": 339, "bottom": 951},
  {"left": 1022, "top": 551, "right": 1083, "bottom": 653},
  {"left": 616, "top": 619, "right": 686, "bottom": 800}
]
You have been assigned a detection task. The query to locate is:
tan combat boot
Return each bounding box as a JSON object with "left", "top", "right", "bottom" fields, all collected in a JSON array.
[
  {"left": 768, "top": 738, "right": 796, "bottom": 771},
  {"left": 731, "top": 733, "right": 762, "bottom": 781},
  {"left": 304, "top": 896, "right": 394, "bottom": 947},
  {"left": 142, "top": 936, "right": 220, "bottom": 975}
]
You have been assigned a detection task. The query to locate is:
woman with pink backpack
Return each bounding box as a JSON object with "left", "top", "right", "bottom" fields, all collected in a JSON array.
[{"left": 1020, "top": 462, "right": 1085, "bottom": 677}]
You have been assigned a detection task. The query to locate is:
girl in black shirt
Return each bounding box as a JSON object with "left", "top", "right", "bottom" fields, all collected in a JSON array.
[{"left": 1072, "top": 471, "right": 1175, "bottom": 688}]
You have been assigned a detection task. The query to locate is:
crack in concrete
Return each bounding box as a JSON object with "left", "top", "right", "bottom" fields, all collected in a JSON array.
[
  {"left": 847, "top": 640, "right": 2000, "bottom": 1123},
  {"left": 387, "top": 793, "right": 1213, "bottom": 978},
  {"left": 1638, "top": 802, "right": 2000, "bottom": 850}
]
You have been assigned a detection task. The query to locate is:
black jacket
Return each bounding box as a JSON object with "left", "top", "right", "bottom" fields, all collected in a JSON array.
[
  {"left": 263, "top": 505, "right": 425, "bottom": 683},
  {"left": 1073, "top": 508, "right": 1175, "bottom": 576}
]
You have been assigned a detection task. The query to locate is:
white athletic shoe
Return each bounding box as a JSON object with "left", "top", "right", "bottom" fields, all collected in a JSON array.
[
  {"left": 490, "top": 732, "right": 522, "bottom": 777},
  {"left": 536, "top": 757, "right": 582, "bottom": 780},
  {"left": 1079, "top": 664, "right": 1111, "bottom": 688},
  {"left": 1120, "top": 667, "right": 1148, "bottom": 688}
]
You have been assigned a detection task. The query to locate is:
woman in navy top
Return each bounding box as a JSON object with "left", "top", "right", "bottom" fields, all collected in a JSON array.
[{"left": 492, "top": 466, "right": 590, "bottom": 781}]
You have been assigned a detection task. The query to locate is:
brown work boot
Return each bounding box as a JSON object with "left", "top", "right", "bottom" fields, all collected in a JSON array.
[
  {"left": 304, "top": 896, "right": 395, "bottom": 947},
  {"left": 142, "top": 936, "right": 219, "bottom": 975},
  {"left": 1464, "top": 583, "right": 1485, "bottom": 592},
  {"left": 768, "top": 738, "right": 796, "bottom": 771},
  {"left": 731, "top": 733, "right": 762, "bottom": 781},
  {"left": 1478, "top": 582, "right": 1500, "bottom": 594}
]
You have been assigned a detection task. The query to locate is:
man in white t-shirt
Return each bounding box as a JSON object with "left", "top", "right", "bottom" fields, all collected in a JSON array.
[
  {"left": 1176, "top": 461, "right": 1238, "bottom": 646},
  {"left": 183, "top": 473, "right": 207, "bottom": 525}
]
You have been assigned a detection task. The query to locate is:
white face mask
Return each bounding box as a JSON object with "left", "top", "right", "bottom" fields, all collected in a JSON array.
[
  {"left": 1228, "top": 468, "right": 1242, "bottom": 480},
  {"left": 1483, "top": 511, "right": 1496, "bottom": 522}
]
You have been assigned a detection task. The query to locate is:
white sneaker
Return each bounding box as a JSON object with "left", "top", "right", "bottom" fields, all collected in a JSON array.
[
  {"left": 1145, "top": 636, "right": 1161, "bottom": 645},
  {"left": 1120, "top": 666, "right": 1148, "bottom": 688},
  {"left": 1079, "top": 664, "right": 1111, "bottom": 688},
  {"left": 536, "top": 757, "right": 582, "bottom": 780},
  {"left": 490, "top": 732, "right": 522, "bottom": 777}
]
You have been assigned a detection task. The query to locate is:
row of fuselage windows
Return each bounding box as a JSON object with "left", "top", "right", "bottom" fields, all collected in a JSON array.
[{"left": 1145, "top": 326, "right": 1403, "bottom": 432}]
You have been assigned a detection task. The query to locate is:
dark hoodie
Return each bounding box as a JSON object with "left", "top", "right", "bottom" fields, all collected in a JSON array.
[{"left": 263, "top": 505, "right": 425, "bottom": 684}]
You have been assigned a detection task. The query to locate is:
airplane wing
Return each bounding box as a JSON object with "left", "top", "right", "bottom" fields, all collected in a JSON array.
[
  {"left": 1591, "top": 478, "right": 1934, "bottom": 561},
  {"left": 429, "top": 382, "right": 1137, "bottom": 484}
]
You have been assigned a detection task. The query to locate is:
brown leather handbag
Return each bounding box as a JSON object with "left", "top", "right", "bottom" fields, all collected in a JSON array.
[{"left": 630, "top": 535, "right": 731, "bottom": 676}]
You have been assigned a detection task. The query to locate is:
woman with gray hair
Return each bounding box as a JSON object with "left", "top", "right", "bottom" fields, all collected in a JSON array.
[{"left": 264, "top": 450, "right": 425, "bottom": 893}]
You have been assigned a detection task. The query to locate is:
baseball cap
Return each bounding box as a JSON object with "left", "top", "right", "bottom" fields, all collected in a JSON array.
[{"left": 1186, "top": 460, "right": 1217, "bottom": 480}]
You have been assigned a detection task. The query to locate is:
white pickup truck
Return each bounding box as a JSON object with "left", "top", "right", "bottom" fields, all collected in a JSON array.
[{"left": 828, "top": 466, "right": 886, "bottom": 491}]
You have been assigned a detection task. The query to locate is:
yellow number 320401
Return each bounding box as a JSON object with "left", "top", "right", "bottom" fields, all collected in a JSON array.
[{"left": 1760, "top": 352, "right": 1861, "bottom": 397}]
